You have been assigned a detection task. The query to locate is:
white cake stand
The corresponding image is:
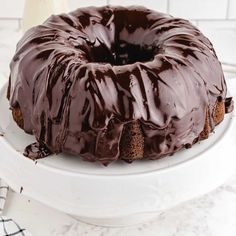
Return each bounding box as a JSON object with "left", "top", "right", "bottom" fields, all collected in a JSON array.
[{"left": 0, "top": 80, "right": 236, "bottom": 227}]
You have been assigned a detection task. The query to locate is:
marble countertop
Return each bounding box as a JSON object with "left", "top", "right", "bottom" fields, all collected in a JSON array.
[{"left": 1, "top": 28, "right": 236, "bottom": 236}]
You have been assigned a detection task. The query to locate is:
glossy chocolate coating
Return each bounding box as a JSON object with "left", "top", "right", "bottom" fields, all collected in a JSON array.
[{"left": 8, "top": 6, "right": 232, "bottom": 164}]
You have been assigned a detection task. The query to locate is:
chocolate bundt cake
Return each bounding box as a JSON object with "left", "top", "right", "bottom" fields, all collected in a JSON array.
[{"left": 8, "top": 6, "right": 234, "bottom": 165}]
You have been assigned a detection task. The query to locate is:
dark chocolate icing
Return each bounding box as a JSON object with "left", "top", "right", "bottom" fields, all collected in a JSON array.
[
  {"left": 225, "top": 97, "right": 234, "bottom": 113},
  {"left": 8, "top": 6, "right": 233, "bottom": 164},
  {"left": 24, "top": 142, "right": 51, "bottom": 160}
]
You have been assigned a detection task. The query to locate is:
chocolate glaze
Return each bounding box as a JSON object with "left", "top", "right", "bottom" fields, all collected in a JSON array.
[
  {"left": 8, "top": 6, "right": 233, "bottom": 164},
  {"left": 225, "top": 97, "right": 234, "bottom": 113},
  {"left": 24, "top": 142, "right": 51, "bottom": 160}
]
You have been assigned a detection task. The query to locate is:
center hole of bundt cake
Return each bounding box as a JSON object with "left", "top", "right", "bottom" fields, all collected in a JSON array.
[{"left": 89, "top": 41, "right": 155, "bottom": 66}]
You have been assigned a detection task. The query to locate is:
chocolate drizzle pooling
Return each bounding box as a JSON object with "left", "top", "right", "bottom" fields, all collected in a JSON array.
[
  {"left": 8, "top": 6, "right": 232, "bottom": 164},
  {"left": 24, "top": 142, "right": 51, "bottom": 160},
  {"left": 225, "top": 97, "right": 234, "bottom": 113}
]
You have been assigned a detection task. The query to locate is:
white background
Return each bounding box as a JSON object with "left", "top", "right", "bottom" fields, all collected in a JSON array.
[{"left": 1, "top": 0, "right": 236, "bottom": 21}]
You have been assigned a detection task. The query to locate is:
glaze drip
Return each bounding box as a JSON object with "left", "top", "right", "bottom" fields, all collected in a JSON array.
[
  {"left": 225, "top": 97, "right": 234, "bottom": 113},
  {"left": 24, "top": 142, "right": 51, "bottom": 160}
]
